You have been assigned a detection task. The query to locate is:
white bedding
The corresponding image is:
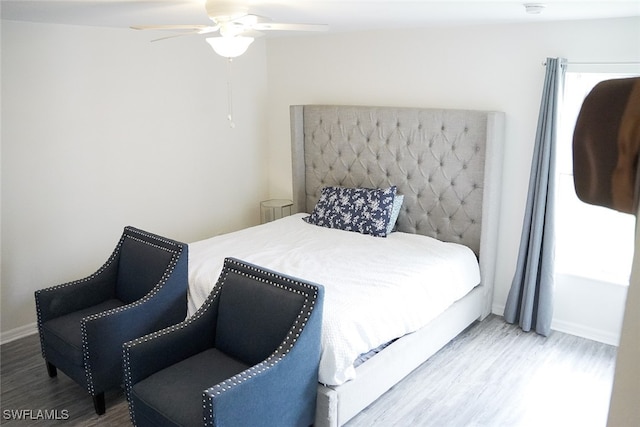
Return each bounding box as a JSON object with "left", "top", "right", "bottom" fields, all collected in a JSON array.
[{"left": 188, "top": 214, "right": 480, "bottom": 386}]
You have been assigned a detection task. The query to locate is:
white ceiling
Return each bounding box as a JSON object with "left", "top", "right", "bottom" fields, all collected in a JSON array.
[{"left": 1, "top": 0, "right": 639, "bottom": 34}]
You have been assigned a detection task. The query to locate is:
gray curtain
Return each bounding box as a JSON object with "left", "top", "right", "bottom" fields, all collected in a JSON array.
[{"left": 504, "top": 57, "right": 567, "bottom": 336}]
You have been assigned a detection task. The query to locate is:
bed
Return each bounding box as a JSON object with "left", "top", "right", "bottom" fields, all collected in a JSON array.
[{"left": 188, "top": 104, "right": 505, "bottom": 426}]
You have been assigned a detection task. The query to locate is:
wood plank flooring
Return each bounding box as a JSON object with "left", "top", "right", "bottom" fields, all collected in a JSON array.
[
  {"left": 346, "top": 315, "right": 616, "bottom": 427},
  {"left": 1, "top": 315, "right": 616, "bottom": 426}
]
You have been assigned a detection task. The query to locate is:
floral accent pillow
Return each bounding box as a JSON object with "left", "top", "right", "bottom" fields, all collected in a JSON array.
[{"left": 304, "top": 186, "right": 397, "bottom": 237}]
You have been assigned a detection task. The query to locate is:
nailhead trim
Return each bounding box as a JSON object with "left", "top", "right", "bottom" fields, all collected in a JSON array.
[
  {"left": 35, "top": 227, "right": 185, "bottom": 400},
  {"left": 122, "top": 258, "right": 319, "bottom": 427}
]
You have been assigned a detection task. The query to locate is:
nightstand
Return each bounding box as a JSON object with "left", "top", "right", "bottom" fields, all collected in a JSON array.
[{"left": 260, "top": 199, "right": 293, "bottom": 224}]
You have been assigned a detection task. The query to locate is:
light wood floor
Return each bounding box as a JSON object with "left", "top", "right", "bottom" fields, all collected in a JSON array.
[{"left": 1, "top": 315, "right": 616, "bottom": 426}]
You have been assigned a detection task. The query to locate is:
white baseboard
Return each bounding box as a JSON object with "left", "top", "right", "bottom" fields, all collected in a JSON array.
[
  {"left": 491, "top": 304, "right": 505, "bottom": 318},
  {"left": 551, "top": 319, "right": 620, "bottom": 346},
  {"left": 492, "top": 304, "right": 620, "bottom": 346},
  {"left": 1, "top": 322, "right": 38, "bottom": 345}
]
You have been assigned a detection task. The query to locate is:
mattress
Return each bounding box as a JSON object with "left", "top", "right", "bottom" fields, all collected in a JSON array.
[{"left": 188, "top": 214, "right": 481, "bottom": 386}]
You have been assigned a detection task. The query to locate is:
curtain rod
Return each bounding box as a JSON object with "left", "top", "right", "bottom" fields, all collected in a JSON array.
[
  {"left": 569, "top": 61, "right": 640, "bottom": 65},
  {"left": 542, "top": 60, "right": 640, "bottom": 66}
]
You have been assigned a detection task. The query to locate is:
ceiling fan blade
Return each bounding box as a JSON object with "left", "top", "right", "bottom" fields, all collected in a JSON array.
[
  {"left": 150, "top": 32, "right": 198, "bottom": 42},
  {"left": 252, "top": 22, "right": 328, "bottom": 32},
  {"left": 132, "top": 24, "right": 221, "bottom": 42},
  {"left": 131, "top": 24, "right": 214, "bottom": 31}
]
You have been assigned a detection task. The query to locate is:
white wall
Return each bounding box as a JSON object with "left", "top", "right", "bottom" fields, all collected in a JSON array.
[
  {"left": 2, "top": 16, "right": 639, "bottom": 345},
  {"left": 265, "top": 17, "right": 640, "bottom": 342},
  {"left": 1, "top": 20, "right": 269, "bottom": 339},
  {"left": 554, "top": 274, "right": 628, "bottom": 345}
]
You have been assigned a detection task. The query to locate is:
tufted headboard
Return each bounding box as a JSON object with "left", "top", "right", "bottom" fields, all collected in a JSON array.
[{"left": 290, "top": 105, "right": 505, "bottom": 317}]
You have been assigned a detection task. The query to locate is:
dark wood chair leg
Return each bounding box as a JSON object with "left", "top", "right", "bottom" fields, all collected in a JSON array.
[
  {"left": 45, "top": 361, "right": 57, "bottom": 377},
  {"left": 92, "top": 393, "right": 105, "bottom": 415}
]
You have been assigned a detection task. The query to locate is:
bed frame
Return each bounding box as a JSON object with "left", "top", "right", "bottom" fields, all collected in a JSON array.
[{"left": 289, "top": 105, "right": 505, "bottom": 426}]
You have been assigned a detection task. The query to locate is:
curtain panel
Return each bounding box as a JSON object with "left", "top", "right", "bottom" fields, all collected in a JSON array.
[{"left": 504, "top": 57, "right": 567, "bottom": 336}]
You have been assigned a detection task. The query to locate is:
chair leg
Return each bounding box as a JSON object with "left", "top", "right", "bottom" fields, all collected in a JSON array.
[
  {"left": 92, "top": 393, "right": 105, "bottom": 415},
  {"left": 45, "top": 361, "right": 57, "bottom": 378}
]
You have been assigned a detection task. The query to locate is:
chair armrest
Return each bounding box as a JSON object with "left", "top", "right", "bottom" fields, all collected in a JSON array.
[
  {"left": 83, "top": 251, "right": 191, "bottom": 392},
  {"left": 203, "top": 293, "right": 323, "bottom": 427},
  {"left": 83, "top": 292, "right": 187, "bottom": 384},
  {"left": 35, "top": 272, "right": 117, "bottom": 323},
  {"left": 122, "top": 289, "right": 221, "bottom": 388}
]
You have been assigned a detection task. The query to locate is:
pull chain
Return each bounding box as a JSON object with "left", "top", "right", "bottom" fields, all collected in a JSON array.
[{"left": 226, "top": 58, "right": 235, "bottom": 128}]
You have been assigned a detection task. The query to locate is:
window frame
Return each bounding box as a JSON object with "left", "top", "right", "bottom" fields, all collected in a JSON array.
[{"left": 554, "top": 69, "right": 638, "bottom": 286}]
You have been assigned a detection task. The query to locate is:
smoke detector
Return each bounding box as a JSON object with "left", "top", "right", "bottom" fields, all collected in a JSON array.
[{"left": 524, "top": 3, "right": 546, "bottom": 14}]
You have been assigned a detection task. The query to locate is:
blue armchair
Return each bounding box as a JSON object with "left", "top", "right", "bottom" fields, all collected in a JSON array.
[
  {"left": 122, "top": 257, "right": 324, "bottom": 427},
  {"left": 34, "top": 226, "right": 188, "bottom": 415}
]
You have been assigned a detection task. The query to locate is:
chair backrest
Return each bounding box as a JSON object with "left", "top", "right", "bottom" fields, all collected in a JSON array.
[
  {"left": 214, "top": 259, "right": 316, "bottom": 366},
  {"left": 115, "top": 227, "right": 184, "bottom": 304}
]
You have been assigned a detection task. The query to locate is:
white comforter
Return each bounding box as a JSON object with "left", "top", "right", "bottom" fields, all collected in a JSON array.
[{"left": 188, "top": 214, "right": 480, "bottom": 386}]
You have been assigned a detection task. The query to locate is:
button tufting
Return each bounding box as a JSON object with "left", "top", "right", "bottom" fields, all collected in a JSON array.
[{"left": 300, "top": 106, "right": 487, "bottom": 256}]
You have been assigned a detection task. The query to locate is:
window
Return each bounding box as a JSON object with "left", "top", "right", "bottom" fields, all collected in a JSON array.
[{"left": 555, "top": 72, "right": 637, "bottom": 285}]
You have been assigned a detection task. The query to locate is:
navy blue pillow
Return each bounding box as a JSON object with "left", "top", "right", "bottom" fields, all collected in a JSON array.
[{"left": 304, "top": 186, "right": 397, "bottom": 237}]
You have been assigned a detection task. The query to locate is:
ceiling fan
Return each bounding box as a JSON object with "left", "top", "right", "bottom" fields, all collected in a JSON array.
[{"left": 131, "top": 0, "right": 329, "bottom": 58}]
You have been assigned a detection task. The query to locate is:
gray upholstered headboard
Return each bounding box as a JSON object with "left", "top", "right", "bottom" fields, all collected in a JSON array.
[{"left": 290, "top": 105, "right": 504, "bottom": 317}]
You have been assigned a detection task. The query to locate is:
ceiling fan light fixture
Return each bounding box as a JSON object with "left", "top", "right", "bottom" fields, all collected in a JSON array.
[{"left": 206, "top": 36, "right": 254, "bottom": 58}]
